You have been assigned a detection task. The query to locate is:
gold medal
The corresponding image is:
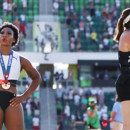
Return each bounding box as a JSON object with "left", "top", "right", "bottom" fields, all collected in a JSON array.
[{"left": 1, "top": 82, "right": 10, "bottom": 89}]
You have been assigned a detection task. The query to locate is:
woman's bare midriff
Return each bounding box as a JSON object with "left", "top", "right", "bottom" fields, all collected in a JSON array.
[{"left": 0, "top": 85, "right": 17, "bottom": 94}]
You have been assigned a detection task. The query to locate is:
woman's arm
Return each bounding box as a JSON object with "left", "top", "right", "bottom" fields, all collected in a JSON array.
[
  {"left": 10, "top": 56, "right": 42, "bottom": 107},
  {"left": 20, "top": 56, "right": 42, "bottom": 99},
  {"left": 110, "top": 111, "right": 116, "bottom": 122}
]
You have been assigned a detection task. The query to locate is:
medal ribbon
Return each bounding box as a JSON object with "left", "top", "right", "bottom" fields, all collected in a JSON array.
[{"left": 0, "top": 50, "right": 13, "bottom": 83}]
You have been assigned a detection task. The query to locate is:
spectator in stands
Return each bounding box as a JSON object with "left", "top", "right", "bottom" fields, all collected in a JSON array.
[
  {"left": 26, "top": 98, "right": 32, "bottom": 116},
  {"left": 59, "top": 71, "right": 64, "bottom": 81},
  {"left": 91, "top": 30, "right": 98, "bottom": 44},
  {"left": 76, "top": 110, "right": 82, "bottom": 121},
  {"left": 81, "top": 95, "right": 88, "bottom": 108},
  {"left": 97, "top": 87, "right": 104, "bottom": 105},
  {"left": 109, "top": 36, "right": 115, "bottom": 51},
  {"left": 68, "top": 70, "right": 73, "bottom": 79},
  {"left": 8, "top": 0, "right": 12, "bottom": 14},
  {"left": 91, "top": 88, "right": 98, "bottom": 97},
  {"left": 19, "top": 32, "right": 26, "bottom": 51},
  {"left": 14, "top": 17, "right": 20, "bottom": 29},
  {"left": 20, "top": 21, "right": 26, "bottom": 37},
  {"left": 42, "top": 72, "right": 47, "bottom": 87},
  {"left": 68, "top": 88, "right": 73, "bottom": 102},
  {"left": 0, "top": 22, "right": 41, "bottom": 129},
  {"left": 52, "top": 0, "right": 59, "bottom": 15},
  {"left": 115, "top": 0, "right": 120, "bottom": 8},
  {"left": 3, "top": 0, "right": 8, "bottom": 15},
  {"left": 83, "top": 4, "right": 89, "bottom": 15},
  {"left": 95, "top": 8, "right": 101, "bottom": 20},
  {"left": 20, "top": 14, "right": 26, "bottom": 25},
  {"left": 32, "top": 98, "right": 40, "bottom": 116},
  {"left": 62, "top": 86, "right": 68, "bottom": 101},
  {"left": 44, "top": 68, "right": 51, "bottom": 87},
  {"left": 0, "top": 17, "right": 3, "bottom": 26},
  {"left": 64, "top": 5, "right": 69, "bottom": 14},
  {"left": 69, "top": 2, "right": 74, "bottom": 13},
  {"left": 86, "top": 88, "right": 92, "bottom": 98},
  {"left": 22, "top": 0, "right": 27, "bottom": 10},
  {"left": 108, "top": 25, "right": 114, "bottom": 37},
  {"left": 73, "top": 26, "right": 79, "bottom": 40},
  {"left": 102, "top": 8, "right": 106, "bottom": 18},
  {"left": 87, "top": 98, "right": 101, "bottom": 130},
  {"left": 85, "top": 24, "right": 91, "bottom": 39},
  {"left": 70, "top": 112, "right": 76, "bottom": 127},
  {"left": 83, "top": 112, "right": 88, "bottom": 124},
  {"left": 54, "top": 71, "right": 60, "bottom": 82},
  {"left": 64, "top": 102, "right": 70, "bottom": 119},
  {"left": 74, "top": 93, "right": 80, "bottom": 106},
  {"left": 113, "top": 8, "right": 130, "bottom": 130},
  {"left": 100, "top": 104, "right": 108, "bottom": 121},
  {"left": 70, "top": 41, "right": 75, "bottom": 52},
  {"left": 73, "top": 13, "right": 77, "bottom": 26},
  {"left": 56, "top": 101, "right": 63, "bottom": 116},
  {"left": 79, "top": 20, "right": 84, "bottom": 32},
  {"left": 103, "top": 37, "right": 109, "bottom": 51},
  {"left": 103, "top": 69, "right": 109, "bottom": 80},
  {"left": 12, "top": 1, "right": 17, "bottom": 15},
  {"left": 89, "top": 2, "right": 95, "bottom": 16},
  {"left": 86, "top": 13, "right": 93, "bottom": 25},
  {"left": 32, "top": 115, "right": 40, "bottom": 130},
  {"left": 66, "top": 14, "right": 71, "bottom": 27},
  {"left": 57, "top": 114, "right": 65, "bottom": 130},
  {"left": 56, "top": 88, "right": 63, "bottom": 100}
]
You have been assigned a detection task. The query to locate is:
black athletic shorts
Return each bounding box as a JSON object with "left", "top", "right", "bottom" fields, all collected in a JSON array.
[
  {"left": 0, "top": 91, "right": 16, "bottom": 112},
  {"left": 116, "top": 73, "right": 130, "bottom": 101}
]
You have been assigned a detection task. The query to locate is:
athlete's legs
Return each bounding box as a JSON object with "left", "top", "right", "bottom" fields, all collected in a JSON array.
[
  {"left": 4, "top": 104, "right": 24, "bottom": 130},
  {"left": 0, "top": 107, "right": 4, "bottom": 130},
  {"left": 121, "top": 101, "right": 130, "bottom": 130}
]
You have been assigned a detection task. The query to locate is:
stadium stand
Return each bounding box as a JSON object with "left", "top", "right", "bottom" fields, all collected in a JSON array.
[
  {"left": 1, "top": 0, "right": 39, "bottom": 23},
  {"left": 54, "top": 0, "right": 129, "bottom": 52},
  {"left": 0, "top": 0, "right": 129, "bottom": 130},
  {"left": 56, "top": 86, "right": 115, "bottom": 130}
]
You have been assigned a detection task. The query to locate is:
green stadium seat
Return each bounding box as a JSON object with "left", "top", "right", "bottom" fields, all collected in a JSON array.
[
  {"left": 28, "top": 15, "right": 33, "bottom": 23},
  {"left": 33, "top": 0, "right": 38, "bottom": 5},
  {"left": 34, "top": 4, "right": 38, "bottom": 10},
  {"left": 18, "top": 0, "right": 23, "bottom": 8},
  {"left": 34, "top": 9, "right": 38, "bottom": 15},
  {"left": 64, "top": 0, "right": 69, "bottom": 6},
  {"left": 7, "top": 15, "right": 12, "bottom": 22},
  {"left": 28, "top": 0, "right": 33, "bottom": 5},
  {"left": 2, "top": 15, "right": 7, "bottom": 21}
]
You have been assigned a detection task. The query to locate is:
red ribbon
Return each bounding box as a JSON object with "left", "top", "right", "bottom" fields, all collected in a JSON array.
[{"left": 0, "top": 79, "right": 8, "bottom": 84}]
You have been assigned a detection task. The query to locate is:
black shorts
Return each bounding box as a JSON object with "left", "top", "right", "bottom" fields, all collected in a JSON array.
[
  {"left": 0, "top": 91, "right": 16, "bottom": 112},
  {"left": 116, "top": 73, "right": 130, "bottom": 101}
]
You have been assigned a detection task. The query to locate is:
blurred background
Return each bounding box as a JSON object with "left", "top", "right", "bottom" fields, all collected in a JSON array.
[{"left": 1, "top": 0, "right": 130, "bottom": 130}]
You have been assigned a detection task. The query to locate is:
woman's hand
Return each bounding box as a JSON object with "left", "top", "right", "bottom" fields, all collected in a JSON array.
[{"left": 10, "top": 95, "right": 26, "bottom": 108}]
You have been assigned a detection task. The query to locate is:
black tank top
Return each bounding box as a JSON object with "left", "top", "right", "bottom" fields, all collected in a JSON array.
[{"left": 119, "top": 51, "right": 130, "bottom": 74}]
